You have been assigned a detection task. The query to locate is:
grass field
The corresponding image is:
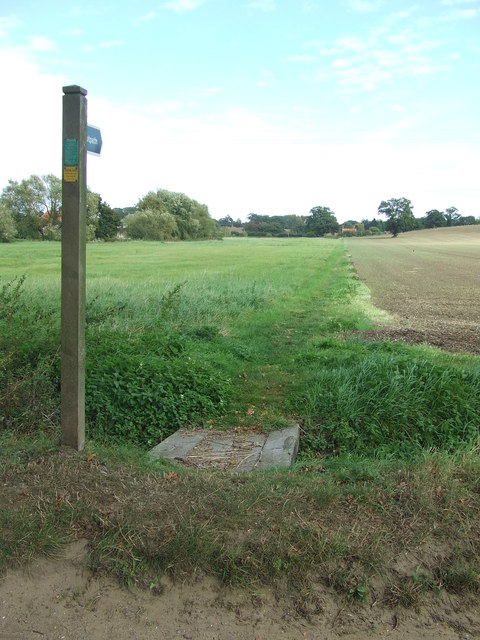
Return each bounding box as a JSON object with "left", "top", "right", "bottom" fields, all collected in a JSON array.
[
  {"left": 1, "top": 238, "right": 376, "bottom": 446},
  {"left": 1, "top": 235, "right": 479, "bottom": 618}
]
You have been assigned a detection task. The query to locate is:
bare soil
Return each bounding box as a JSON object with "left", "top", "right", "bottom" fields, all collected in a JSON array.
[
  {"left": 1, "top": 541, "right": 479, "bottom": 640},
  {"left": 347, "top": 226, "right": 480, "bottom": 353}
]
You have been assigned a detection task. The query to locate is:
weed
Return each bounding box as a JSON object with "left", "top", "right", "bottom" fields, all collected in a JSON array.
[
  {"left": 0, "top": 275, "right": 26, "bottom": 320},
  {"left": 384, "top": 576, "right": 423, "bottom": 608},
  {"left": 436, "top": 562, "right": 480, "bottom": 593},
  {"left": 346, "top": 580, "right": 369, "bottom": 603}
]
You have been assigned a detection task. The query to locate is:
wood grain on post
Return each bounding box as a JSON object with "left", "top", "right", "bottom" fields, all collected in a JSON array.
[{"left": 61, "top": 85, "right": 87, "bottom": 450}]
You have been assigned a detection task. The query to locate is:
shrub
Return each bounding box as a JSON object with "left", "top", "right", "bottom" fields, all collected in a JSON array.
[
  {"left": 0, "top": 277, "right": 60, "bottom": 431},
  {"left": 0, "top": 203, "right": 17, "bottom": 242},
  {"left": 86, "top": 332, "right": 231, "bottom": 446}
]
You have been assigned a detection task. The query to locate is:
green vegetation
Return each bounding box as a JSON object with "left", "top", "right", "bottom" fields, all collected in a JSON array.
[
  {"left": 3, "top": 173, "right": 478, "bottom": 243},
  {"left": 1, "top": 434, "right": 479, "bottom": 610},
  {"left": 243, "top": 213, "right": 307, "bottom": 236},
  {"left": 378, "top": 197, "right": 416, "bottom": 237},
  {"left": 2, "top": 237, "right": 480, "bottom": 452},
  {"left": 295, "top": 340, "right": 480, "bottom": 457},
  {"left": 1, "top": 237, "right": 479, "bottom": 607},
  {"left": 95, "top": 198, "right": 121, "bottom": 240},
  {"left": 0, "top": 175, "right": 218, "bottom": 242},
  {"left": 124, "top": 188, "right": 218, "bottom": 240},
  {"left": 0, "top": 174, "right": 102, "bottom": 241}
]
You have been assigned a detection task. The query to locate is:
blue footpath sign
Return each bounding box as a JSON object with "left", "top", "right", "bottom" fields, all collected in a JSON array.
[{"left": 87, "top": 125, "right": 102, "bottom": 155}]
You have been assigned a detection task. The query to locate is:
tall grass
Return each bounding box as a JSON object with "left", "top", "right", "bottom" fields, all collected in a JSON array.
[
  {"left": 1, "top": 239, "right": 479, "bottom": 457},
  {"left": 295, "top": 342, "right": 480, "bottom": 457}
]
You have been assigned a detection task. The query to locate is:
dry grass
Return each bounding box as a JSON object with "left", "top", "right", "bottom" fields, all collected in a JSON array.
[{"left": 2, "top": 435, "right": 479, "bottom": 609}]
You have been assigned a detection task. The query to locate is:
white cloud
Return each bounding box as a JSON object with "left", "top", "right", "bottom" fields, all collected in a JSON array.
[
  {"left": 60, "top": 28, "right": 84, "bottom": 37},
  {"left": 441, "top": 0, "right": 479, "bottom": 5},
  {"left": 332, "top": 58, "right": 351, "bottom": 68},
  {"left": 384, "top": 7, "right": 420, "bottom": 24},
  {"left": 161, "top": 0, "right": 204, "bottom": 12},
  {"left": 0, "top": 16, "right": 20, "bottom": 37},
  {"left": 301, "top": 37, "right": 363, "bottom": 57},
  {"left": 98, "top": 40, "right": 124, "bottom": 49},
  {"left": 438, "top": 6, "right": 479, "bottom": 20},
  {"left": 134, "top": 11, "right": 158, "bottom": 24},
  {"left": 301, "top": 1, "right": 317, "bottom": 12},
  {"left": 0, "top": 40, "right": 478, "bottom": 223},
  {"left": 248, "top": 0, "right": 276, "bottom": 10},
  {"left": 457, "top": 7, "right": 479, "bottom": 16},
  {"left": 300, "top": 18, "right": 454, "bottom": 94},
  {"left": 70, "top": 5, "right": 103, "bottom": 17},
  {"left": 255, "top": 69, "right": 274, "bottom": 87},
  {"left": 282, "top": 54, "right": 317, "bottom": 63},
  {"left": 85, "top": 40, "right": 124, "bottom": 52},
  {"left": 190, "top": 86, "right": 223, "bottom": 98},
  {"left": 28, "top": 35, "right": 56, "bottom": 51},
  {"left": 347, "top": 0, "right": 384, "bottom": 12},
  {"left": 0, "top": 47, "right": 64, "bottom": 186}
]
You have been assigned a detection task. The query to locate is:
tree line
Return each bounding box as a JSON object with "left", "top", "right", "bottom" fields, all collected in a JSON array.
[
  {"left": 1, "top": 175, "right": 477, "bottom": 243},
  {"left": 377, "top": 198, "right": 477, "bottom": 237},
  {"left": 0, "top": 175, "right": 219, "bottom": 242},
  {"left": 222, "top": 200, "right": 478, "bottom": 238}
]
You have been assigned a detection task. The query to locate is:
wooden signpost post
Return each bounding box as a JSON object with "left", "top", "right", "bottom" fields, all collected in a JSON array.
[{"left": 61, "top": 85, "right": 101, "bottom": 450}]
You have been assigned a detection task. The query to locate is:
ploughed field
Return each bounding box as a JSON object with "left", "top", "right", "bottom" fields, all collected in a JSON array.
[{"left": 347, "top": 226, "right": 480, "bottom": 353}]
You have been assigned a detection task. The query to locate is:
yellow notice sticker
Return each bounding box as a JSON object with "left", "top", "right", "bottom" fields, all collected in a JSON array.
[{"left": 63, "top": 166, "right": 78, "bottom": 183}]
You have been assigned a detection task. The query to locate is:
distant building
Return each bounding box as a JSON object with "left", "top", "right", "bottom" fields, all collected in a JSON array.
[{"left": 341, "top": 226, "right": 357, "bottom": 234}]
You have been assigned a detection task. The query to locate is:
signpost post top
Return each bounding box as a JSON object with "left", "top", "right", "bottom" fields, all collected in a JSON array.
[{"left": 63, "top": 85, "right": 88, "bottom": 96}]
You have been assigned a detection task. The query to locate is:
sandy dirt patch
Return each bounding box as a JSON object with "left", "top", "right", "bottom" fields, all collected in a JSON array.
[{"left": 1, "top": 541, "right": 479, "bottom": 640}]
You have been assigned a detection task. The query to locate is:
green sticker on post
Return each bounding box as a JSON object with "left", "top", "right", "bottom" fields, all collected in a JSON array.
[{"left": 64, "top": 138, "right": 78, "bottom": 166}]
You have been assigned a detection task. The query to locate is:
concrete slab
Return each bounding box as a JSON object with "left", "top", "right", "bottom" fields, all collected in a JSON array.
[
  {"left": 150, "top": 430, "right": 207, "bottom": 461},
  {"left": 150, "top": 425, "right": 299, "bottom": 471},
  {"left": 257, "top": 426, "right": 300, "bottom": 470}
]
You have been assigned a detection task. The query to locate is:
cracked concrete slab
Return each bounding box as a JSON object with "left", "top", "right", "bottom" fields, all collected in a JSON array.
[{"left": 150, "top": 425, "right": 299, "bottom": 471}]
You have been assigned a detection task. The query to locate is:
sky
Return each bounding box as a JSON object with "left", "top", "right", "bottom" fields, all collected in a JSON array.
[{"left": 0, "top": 0, "right": 479, "bottom": 223}]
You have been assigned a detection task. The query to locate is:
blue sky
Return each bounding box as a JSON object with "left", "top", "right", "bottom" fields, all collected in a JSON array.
[{"left": 1, "top": 0, "right": 479, "bottom": 222}]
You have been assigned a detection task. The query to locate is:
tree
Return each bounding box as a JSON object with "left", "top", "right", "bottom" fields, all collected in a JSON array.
[
  {"left": 0, "top": 173, "right": 103, "bottom": 241},
  {"left": 424, "top": 209, "right": 446, "bottom": 228},
  {"left": 113, "top": 206, "right": 137, "bottom": 219},
  {"left": 244, "top": 213, "right": 284, "bottom": 236},
  {"left": 86, "top": 189, "right": 100, "bottom": 241},
  {"left": 444, "top": 206, "right": 460, "bottom": 227},
  {"left": 0, "top": 202, "right": 17, "bottom": 242},
  {"left": 305, "top": 206, "right": 339, "bottom": 237},
  {"left": 124, "top": 209, "right": 178, "bottom": 240},
  {"left": 218, "top": 215, "right": 234, "bottom": 227},
  {"left": 0, "top": 174, "right": 60, "bottom": 239},
  {"left": 137, "top": 189, "right": 216, "bottom": 240},
  {"left": 378, "top": 197, "right": 415, "bottom": 237},
  {"left": 362, "top": 217, "right": 385, "bottom": 232},
  {"left": 95, "top": 198, "right": 121, "bottom": 240},
  {"left": 42, "top": 174, "right": 62, "bottom": 230},
  {"left": 459, "top": 215, "right": 476, "bottom": 226}
]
